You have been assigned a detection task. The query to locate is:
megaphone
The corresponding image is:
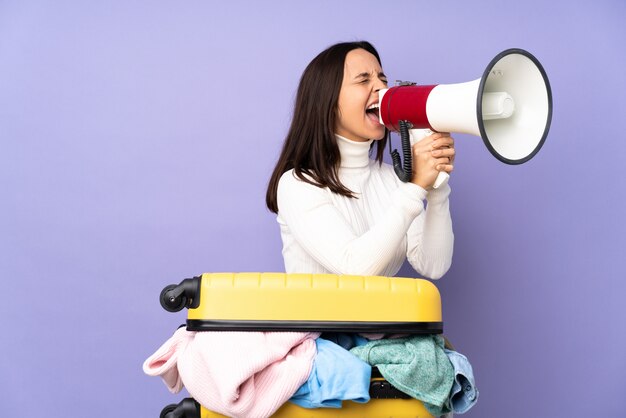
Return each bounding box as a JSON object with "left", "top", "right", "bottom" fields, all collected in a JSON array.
[{"left": 379, "top": 48, "right": 552, "bottom": 187}]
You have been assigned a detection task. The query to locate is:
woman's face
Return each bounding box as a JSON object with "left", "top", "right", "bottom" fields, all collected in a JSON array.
[{"left": 335, "top": 48, "right": 388, "bottom": 142}]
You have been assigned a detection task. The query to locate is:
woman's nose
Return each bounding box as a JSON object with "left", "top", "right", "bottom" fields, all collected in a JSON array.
[{"left": 373, "top": 79, "right": 387, "bottom": 92}]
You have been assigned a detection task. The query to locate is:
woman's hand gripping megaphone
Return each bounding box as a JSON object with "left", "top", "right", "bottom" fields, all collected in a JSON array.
[{"left": 409, "top": 129, "right": 455, "bottom": 190}]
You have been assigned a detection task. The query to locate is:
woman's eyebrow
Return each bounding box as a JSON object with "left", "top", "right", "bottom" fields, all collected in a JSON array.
[{"left": 354, "top": 71, "right": 387, "bottom": 80}]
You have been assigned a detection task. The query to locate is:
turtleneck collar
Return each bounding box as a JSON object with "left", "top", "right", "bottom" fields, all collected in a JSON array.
[{"left": 336, "top": 134, "right": 374, "bottom": 168}]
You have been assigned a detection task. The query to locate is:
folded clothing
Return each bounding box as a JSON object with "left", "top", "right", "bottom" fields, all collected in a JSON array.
[
  {"left": 350, "top": 334, "right": 454, "bottom": 416},
  {"left": 290, "top": 337, "right": 371, "bottom": 408},
  {"left": 143, "top": 327, "right": 319, "bottom": 418},
  {"left": 444, "top": 348, "right": 479, "bottom": 414}
]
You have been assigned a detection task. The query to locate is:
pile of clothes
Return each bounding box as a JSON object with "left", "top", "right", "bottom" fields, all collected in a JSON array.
[{"left": 144, "top": 327, "right": 478, "bottom": 418}]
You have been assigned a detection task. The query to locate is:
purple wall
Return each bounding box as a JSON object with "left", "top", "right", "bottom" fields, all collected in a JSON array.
[{"left": 2, "top": 1, "right": 624, "bottom": 416}]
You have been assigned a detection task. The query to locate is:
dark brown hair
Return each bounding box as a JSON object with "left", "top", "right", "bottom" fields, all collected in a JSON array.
[{"left": 265, "top": 41, "right": 389, "bottom": 213}]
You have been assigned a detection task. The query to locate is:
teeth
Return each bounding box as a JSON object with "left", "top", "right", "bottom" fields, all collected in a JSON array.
[{"left": 367, "top": 103, "right": 379, "bottom": 110}]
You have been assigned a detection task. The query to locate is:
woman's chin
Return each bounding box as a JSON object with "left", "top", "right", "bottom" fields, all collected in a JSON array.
[
  {"left": 364, "top": 117, "right": 385, "bottom": 140},
  {"left": 370, "top": 127, "right": 386, "bottom": 140}
]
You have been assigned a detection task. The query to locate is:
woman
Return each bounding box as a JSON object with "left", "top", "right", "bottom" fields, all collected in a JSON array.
[{"left": 266, "top": 41, "right": 455, "bottom": 279}]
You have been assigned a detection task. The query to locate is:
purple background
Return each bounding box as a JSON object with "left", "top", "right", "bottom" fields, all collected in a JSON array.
[{"left": 2, "top": 1, "right": 625, "bottom": 417}]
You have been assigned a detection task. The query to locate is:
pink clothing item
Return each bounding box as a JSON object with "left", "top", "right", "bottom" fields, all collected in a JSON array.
[
  {"left": 143, "top": 329, "right": 320, "bottom": 418},
  {"left": 143, "top": 326, "right": 194, "bottom": 393}
]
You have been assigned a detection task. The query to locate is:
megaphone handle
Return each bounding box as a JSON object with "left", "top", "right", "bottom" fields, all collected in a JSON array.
[{"left": 433, "top": 171, "right": 449, "bottom": 189}]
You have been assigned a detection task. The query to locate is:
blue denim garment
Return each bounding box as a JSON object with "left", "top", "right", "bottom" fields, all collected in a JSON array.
[
  {"left": 443, "top": 348, "right": 479, "bottom": 414},
  {"left": 289, "top": 338, "right": 371, "bottom": 408}
]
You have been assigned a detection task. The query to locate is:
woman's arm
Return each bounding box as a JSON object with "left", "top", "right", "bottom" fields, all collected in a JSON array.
[
  {"left": 277, "top": 171, "right": 427, "bottom": 276},
  {"left": 405, "top": 183, "right": 454, "bottom": 280}
]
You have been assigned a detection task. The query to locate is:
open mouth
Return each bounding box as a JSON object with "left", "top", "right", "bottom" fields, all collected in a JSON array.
[{"left": 366, "top": 103, "right": 380, "bottom": 123}]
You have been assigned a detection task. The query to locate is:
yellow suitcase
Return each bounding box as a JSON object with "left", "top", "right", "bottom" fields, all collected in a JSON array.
[
  {"left": 160, "top": 272, "right": 442, "bottom": 334},
  {"left": 160, "top": 394, "right": 434, "bottom": 418},
  {"left": 158, "top": 273, "right": 443, "bottom": 418}
]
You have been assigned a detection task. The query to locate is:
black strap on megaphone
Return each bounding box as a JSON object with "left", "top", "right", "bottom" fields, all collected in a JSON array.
[{"left": 390, "top": 120, "right": 412, "bottom": 182}]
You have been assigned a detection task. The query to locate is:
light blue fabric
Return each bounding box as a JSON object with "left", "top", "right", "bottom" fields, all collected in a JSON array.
[
  {"left": 443, "top": 348, "right": 479, "bottom": 414},
  {"left": 289, "top": 338, "right": 371, "bottom": 408}
]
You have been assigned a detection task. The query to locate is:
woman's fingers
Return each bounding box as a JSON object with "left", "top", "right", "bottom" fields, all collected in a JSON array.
[
  {"left": 435, "top": 156, "right": 454, "bottom": 172},
  {"left": 436, "top": 163, "right": 454, "bottom": 173},
  {"left": 411, "top": 132, "right": 455, "bottom": 187},
  {"left": 431, "top": 135, "right": 454, "bottom": 149},
  {"left": 431, "top": 147, "right": 455, "bottom": 158},
  {"left": 431, "top": 134, "right": 455, "bottom": 164}
]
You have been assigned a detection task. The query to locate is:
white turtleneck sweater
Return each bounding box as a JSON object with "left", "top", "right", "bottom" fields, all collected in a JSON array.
[{"left": 276, "top": 135, "right": 453, "bottom": 279}]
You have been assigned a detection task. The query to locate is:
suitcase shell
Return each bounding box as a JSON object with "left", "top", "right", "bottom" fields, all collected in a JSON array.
[
  {"left": 161, "top": 272, "right": 443, "bottom": 334},
  {"left": 161, "top": 396, "right": 434, "bottom": 418},
  {"left": 200, "top": 398, "right": 433, "bottom": 418},
  {"left": 158, "top": 273, "right": 442, "bottom": 418}
]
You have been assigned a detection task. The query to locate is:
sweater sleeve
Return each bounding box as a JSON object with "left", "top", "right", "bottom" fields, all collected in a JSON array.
[
  {"left": 277, "top": 171, "right": 427, "bottom": 276},
  {"left": 405, "top": 183, "right": 454, "bottom": 280}
]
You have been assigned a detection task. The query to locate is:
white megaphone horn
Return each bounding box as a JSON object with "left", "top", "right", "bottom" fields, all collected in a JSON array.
[{"left": 379, "top": 48, "right": 553, "bottom": 188}]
